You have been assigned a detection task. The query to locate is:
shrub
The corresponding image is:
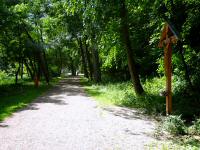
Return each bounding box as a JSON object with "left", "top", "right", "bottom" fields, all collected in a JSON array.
[
  {"left": 0, "top": 71, "right": 14, "bottom": 85},
  {"left": 188, "top": 118, "right": 200, "bottom": 135},
  {"left": 0, "top": 71, "right": 7, "bottom": 80},
  {"left": 162, "top": 115, "right": 187, "bottom": 135}
]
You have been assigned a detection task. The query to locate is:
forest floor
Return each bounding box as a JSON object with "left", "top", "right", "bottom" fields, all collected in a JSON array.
[{"left": 0, "top": 76, "right": 161, "bottom": 150}]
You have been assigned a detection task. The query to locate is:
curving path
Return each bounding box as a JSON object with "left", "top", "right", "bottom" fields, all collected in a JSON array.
[{"left": 0, "top": 77, "right": 158, "bottom": 150}]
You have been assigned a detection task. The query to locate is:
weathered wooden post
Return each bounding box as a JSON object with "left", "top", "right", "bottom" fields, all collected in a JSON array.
[{"left": 159, "top": 23, "right": 178, "bottom": 115}]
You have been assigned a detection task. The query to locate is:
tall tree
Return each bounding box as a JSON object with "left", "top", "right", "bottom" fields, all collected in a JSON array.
[
  {"left": 119, "top": 0, "right": 144, "bottom": 95},
  {"left": 78, "top": 38, "right": 89, "bottom": 78}
]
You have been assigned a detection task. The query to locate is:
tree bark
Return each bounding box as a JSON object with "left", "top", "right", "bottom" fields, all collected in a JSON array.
[
  {"left": 15, "top": 65, "right": 20, "bottom": 84},
  {"left": 40, "top": 27, "right": 50, "bottom": 84},
  {"left": 119, "top": 0, "right": 144, "bottom": 95},
  {"left": 91, "top": 37, "right": 101, "bottom": 83},
  {"left": 84, "top": 40, "right": 93, "bottom": 80},
  {"left": 20, "top": 59, "right": 24, "bottom": 79},
  {"left": 42, "top": 50, "right": 50, "bottom": 84},
  {"left": 36, "top": 52, "right": 42, "bottom": 81},
  {"left": 24, "top": 59, "right": 34, "bottom": 80},
  {"left": 28, "top": 57, "right": 37, "bottom": 77},
  {"left": 70, "top": 57, "right": 76, "bottom": 76},
  {"left": 78, "top": 38, "right": 89, "bottom": 78},
  {"left": 58, "top": 48, "right": 63, "bottom": 75},
  {"left": 24, "top": 27, "right": 50, "bottom": 84}
]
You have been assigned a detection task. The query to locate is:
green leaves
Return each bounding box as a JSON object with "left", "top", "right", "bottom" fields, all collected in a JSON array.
[
  {"left": 13, "top": 3, "right": 28, "bottom": 14},
  {"left": 162, "top": 115, "right": 187, "bottom": 135}
]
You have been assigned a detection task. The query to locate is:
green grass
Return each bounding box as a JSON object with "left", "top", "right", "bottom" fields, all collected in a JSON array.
[
  {"left": 152, "top": 133, "right": 200, "bottom": 149},
  {"left": 81, "top": 76, "right": 200, "bottom": 118},
  {"left": 147, "top": 136, "right": 200, "bottom": 150},
  {"left": 81, "top": 77, "right": 166, "bottom": 114},
  {"left": 0, "top": 77, "right": 61, "bottom": 121}
]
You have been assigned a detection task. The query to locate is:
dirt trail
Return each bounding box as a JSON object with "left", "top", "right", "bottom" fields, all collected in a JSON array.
[{"left": 0, "top": 77, "right": 159, "bottom": 150}]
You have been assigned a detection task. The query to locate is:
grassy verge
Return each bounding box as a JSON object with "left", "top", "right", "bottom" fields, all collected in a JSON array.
[
  {"left": 81, "top": 76, "right": 200, "bottom": 117},
  {"left": 0, "top": 77, "right": 61, "bottom": 121},
  {"left": 148, "top": 138, "right": 200, "bottom": 150},
  {"left": 81, "top": 77, "right": 166, "bottom": 114}
]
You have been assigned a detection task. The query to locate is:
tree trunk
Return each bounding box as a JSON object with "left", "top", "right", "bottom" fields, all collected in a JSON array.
[
  {"left": 24, "top": 59, "right": 34, "bottom": 80},
  {"left": 40, "top": 29, "right": 50, "bottom": 84},
  {"left": 84, "top": 39, "right": 93, "bottom": 80},
  {"left": 20, "top": 59, "right": 24, "bottom": 79},
  {"left": 28, "top": 57, "right": 37, "bottom": 78},
  {"left": 42, "top": 50, "right": 50, "bottom": 84},
  {"left": 119, "top": 0, "right": 144, "bottom": 95},
  {"left": 70, "top": 57, "right": 76, "bottom": 76},
  {"left": 24, "top": 27, "right": 49, "bottom": 84},
  {"left": 58, "top": 48, "right": 63, "bottom": 75},
  {"left": 35, "top": 50, "right": 49, "bottom": 84},
  {"left": 15, "top": 65, "right": 20, "bottom": 84},
  {"left": 91, "top": 37, "right": 101, "bottom": 83},
  {"left": 78, "top": 38, "right": 89, "bottom": 78},
  {"left": 36, "top": 52, "right": 42, "bottom": 81}
]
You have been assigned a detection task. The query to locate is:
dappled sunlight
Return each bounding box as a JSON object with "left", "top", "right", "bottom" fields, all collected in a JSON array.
[
  {"left": 0, "top": 77, "right": 158, "bottom": 150},
  {"left": 1, "top": 0, "right": 199, "bottom": 148}
]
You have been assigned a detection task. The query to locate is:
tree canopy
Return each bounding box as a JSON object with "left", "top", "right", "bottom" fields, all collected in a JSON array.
[{"left": 0, "top": 0, "right": 200, "bottom": 96}]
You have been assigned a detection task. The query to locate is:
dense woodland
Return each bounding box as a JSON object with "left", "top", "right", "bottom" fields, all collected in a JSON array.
[{"left": 0, "top": 0, "right": 200, "bottom": 122}]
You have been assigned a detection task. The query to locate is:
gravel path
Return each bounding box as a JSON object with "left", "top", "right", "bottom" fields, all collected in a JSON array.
[{"left": 0, "top": 77, "right": 159, "bottom": 150}]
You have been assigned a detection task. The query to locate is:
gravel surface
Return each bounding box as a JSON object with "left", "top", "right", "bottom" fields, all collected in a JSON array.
[{"left": 0, "top": 77, "right": 159, "bottom": 150}]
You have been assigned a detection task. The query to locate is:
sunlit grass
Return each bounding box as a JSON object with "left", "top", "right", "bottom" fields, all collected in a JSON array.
[
  {"left": 147, "top": 138, "right": 200, "bottom": 150},
  {"left": 81, "top": 77, "right": 166, "bottom": 114}
]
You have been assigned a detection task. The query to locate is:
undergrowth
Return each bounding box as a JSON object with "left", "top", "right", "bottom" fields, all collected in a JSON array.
[
  {"left": 81, "top": 77, "right": 166, "bottom": 114},
  {"left": 81, "top": 76, "right": 200, "bottom": 120}
]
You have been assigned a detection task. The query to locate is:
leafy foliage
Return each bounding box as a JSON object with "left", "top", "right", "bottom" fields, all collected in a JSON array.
[
  {"left": 162, "top": 115, "right": 186, "bottom": 135},
  {"left": 188, "top": 119, "right": 200, "bottom": 135}
]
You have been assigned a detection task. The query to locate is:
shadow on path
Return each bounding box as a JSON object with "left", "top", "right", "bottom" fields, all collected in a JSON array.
[
  {"left": 16, "top": 77, "right": 84, "bottom": 112},
  {"left": 0, "top": 77, "right": 84, "bottom": 128},
  {"left": 102, "top": 107, "right": 154, "bottom": 122},
  {"left": 0, "top": 124, "right": 8, "bottom": 128}
]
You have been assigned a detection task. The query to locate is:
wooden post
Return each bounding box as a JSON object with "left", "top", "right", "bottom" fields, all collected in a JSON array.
[
  {"left": 159, "top": 23, "right": 178, "bottom": 115},
  {"left": 164, "top": 42, "right": 172, "bottom": 114}
]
